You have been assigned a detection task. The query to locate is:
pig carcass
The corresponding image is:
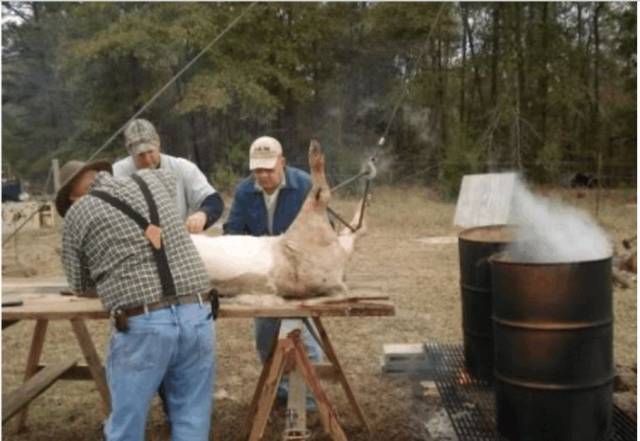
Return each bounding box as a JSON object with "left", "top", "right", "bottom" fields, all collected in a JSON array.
[{"left": 191, "top": 140, "right": 367, "bottom": 298}]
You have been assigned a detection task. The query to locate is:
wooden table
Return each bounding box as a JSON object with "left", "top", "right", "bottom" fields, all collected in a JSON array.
[{"left": 2, "top": 280, "right": 395, "bottom": 440}]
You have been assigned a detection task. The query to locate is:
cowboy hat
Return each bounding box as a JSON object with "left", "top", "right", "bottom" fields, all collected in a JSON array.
[{"left": 55, "top": 160, "right": 112, "bottom": 217}]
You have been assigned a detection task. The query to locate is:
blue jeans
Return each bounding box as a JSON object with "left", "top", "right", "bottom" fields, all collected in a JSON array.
[
  {"left": 104, "top": 303, "right": 215, "bottom": 441},
  {"left": 254, "top": 318, "right": 322, "bottom": 407}
]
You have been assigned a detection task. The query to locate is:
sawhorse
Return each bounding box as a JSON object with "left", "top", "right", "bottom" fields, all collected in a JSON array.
[{"left": 244, "top": 317, "right": 370, "bottom": 441}]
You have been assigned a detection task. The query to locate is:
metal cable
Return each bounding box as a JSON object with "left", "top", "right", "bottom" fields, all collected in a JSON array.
[
  {"left": 377, "top": 2, "right": 447, "bottom": 150},
  {"left": 88, "top": 2, "right": 257, "bottom": 162}
]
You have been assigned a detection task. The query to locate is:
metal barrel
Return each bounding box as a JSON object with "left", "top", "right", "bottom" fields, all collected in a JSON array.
[
  {"left": 491, "top": 256, "right": 614, "bottom": 441},
  {"left": 458, "top": 225, "right": 514, "bottom": 381}
]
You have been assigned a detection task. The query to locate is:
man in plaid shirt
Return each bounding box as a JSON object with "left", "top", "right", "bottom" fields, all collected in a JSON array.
[{"left": 57, "top": 159, "right": 215, "bottom": 441}]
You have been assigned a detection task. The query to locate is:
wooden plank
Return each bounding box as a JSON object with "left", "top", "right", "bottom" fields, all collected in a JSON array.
[
  {"left": 70, "top": 319, "right": 110, "bottom": 413},
  {"left": 315, "top": 363, "right": 340, "bottom": 381},
  {"left": 220, "top": 301, "right": 395, "bottom": 319},
  {"left": 3, "top": 287, "right": 65, "bottom": 295},
  {"left": 290, "top": 331, "right": 348, "bottom": 441},
  {"left": 248, "top": 340, "right": 291, "bottom": 441},
  {"left": 2, "top": 319, "right": 20, "bottom": 329},
  {"left": 2, "top": 294, "right": 394, "bottom": 321},
  {"left": 2, "top": 294, "right": 106, "bottom": 321},
  {"left": 2, "top": 277, "right": 67, "bottom": 291},
  {"left": 2, "top": 276, "right": 68, "bottom": 286},
  {"left": 313, "top": 317, "right": 371, "bottom": 433},
  {"left": 16, "top": 319, "right": 48, "bottom": 431},
  {"left": 2, "top": 294, "right": 24, "bottom": 307},
  {"left": 244, "top": 320, "right": 281, "bottom": 440},
  {"left": 3, "top": 357, "right": 79, "bottom": 424},
  {"left": 35, "top": 364, "right": 93, "bottom": 380}
]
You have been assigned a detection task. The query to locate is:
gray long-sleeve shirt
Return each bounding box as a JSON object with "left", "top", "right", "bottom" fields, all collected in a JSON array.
[{"left": 113, "top": 153, "right": 217, "bottom": 221}]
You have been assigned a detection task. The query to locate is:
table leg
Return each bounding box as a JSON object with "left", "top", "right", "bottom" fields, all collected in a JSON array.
[
  {"left": 290, "top": 330, "right": 348, "bottom": 441},
  {"left": 244, "top": 319, "right": 282, "bottom": 436},
  {"left": 70, "top": 319, "right": 110, "bottom": 414},
  {"left": 16, "top": 319, "right": 48, "bottom": 431},
  {"left": 312, "top": 317, "right": 371, "bottom": 433},
  {"left": 2, "top": 319, "right": 20, "bottom": 330},
  {"left": 247, "top": 339, "right": 291, "bottom": 441}
]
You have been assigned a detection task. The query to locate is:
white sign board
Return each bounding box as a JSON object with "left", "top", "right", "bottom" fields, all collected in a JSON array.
[{"left": 453, "top": 172, "right": 518, "bottom": 227}]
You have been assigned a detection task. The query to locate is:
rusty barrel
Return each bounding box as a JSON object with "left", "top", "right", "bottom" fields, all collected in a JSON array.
[
  {"left": 458, "top": 225, "right": 514, "bottom": 381},
  {"left": 491, "top": 256, "right": 614, "bottom": 441}
]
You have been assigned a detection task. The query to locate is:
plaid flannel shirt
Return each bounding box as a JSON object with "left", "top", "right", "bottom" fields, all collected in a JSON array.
[{"left": 61, "top": 169, "right": 210, "bottom": 311}]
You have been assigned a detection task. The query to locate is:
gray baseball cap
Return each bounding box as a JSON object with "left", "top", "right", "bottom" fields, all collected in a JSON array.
[{"left": 124, "top": 119, "right": 160, "bottom": 155}]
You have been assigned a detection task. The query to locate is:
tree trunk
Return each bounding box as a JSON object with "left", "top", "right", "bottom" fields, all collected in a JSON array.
[
  {"left": 514, "top": 3, "right": 524, "bottom": 169},
  {"left": 459, "top": 3, "right": 467, "bottom": 126},
  {"left": 592, "top": 3, "right": 602, "bottom": 169},
  {"left": 538, "top": 3, "right": 549, "bottom": 147},
  {"left": 490, "top": 4, "right": 500, "bottom": 108},
  {"left": 466, "top": 10, "right": 485, "bottom": 110}
]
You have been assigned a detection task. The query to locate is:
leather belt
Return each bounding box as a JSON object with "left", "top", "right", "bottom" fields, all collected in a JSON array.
[{"left": 122, "top": 293, "right": 206, "bottom": 318}]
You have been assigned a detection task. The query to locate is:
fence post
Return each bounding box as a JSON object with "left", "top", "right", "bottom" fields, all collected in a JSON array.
[{"left": 52, "top": 159, "right": 61, "bottom": 193}]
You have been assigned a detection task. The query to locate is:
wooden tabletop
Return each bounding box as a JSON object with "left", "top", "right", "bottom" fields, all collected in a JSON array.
[
  {"left": 2, "top": 278, "right": 395, "bottom": 320},
  {"left": 2, "top": 293, "right": 394, "bottom": 320}
]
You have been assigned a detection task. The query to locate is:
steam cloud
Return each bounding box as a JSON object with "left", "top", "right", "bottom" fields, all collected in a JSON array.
[{"left": 506, "top": 177, "right": 612, "bottom": 263}]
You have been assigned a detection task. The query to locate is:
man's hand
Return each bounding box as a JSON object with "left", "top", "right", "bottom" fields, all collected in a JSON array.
[{"left": 186, "top": 211, "right": 207, "bottom": 234}]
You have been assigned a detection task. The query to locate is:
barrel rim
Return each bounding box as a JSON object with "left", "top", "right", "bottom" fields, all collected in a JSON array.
[
  {"left": 490, "top": 252, "right": 612, "bottom": 266},
  {"left": 458, "top": 224, "right": 515, "bottom": 244}
]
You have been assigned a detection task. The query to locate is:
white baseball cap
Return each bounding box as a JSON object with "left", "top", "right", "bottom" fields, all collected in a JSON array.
[{"left": 249, "top": 136, "right": 282, "bottom": 170}]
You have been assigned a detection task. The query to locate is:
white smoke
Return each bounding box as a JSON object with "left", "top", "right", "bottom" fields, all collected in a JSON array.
[
  {"left": 506, "top": 177, "right": 613, "bottom": 263},
  {"left": 364, "top": 149, "right": 394, "bottom": 178},
  {"left": 405, "top": 107, "right": 434, "bottom": 144}
]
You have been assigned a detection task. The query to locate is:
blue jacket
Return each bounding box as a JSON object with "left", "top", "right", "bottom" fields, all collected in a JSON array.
[{"left": 223, "top": 166, "right": 311, "bottom": 236}]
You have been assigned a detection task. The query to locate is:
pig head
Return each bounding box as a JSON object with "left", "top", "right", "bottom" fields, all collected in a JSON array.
[{"left": 190, "top": 139, "right": 366, "bottom": 298}]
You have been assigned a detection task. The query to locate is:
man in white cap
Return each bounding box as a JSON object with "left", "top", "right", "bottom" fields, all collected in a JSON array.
[
  {"left": 56, "top": 159, "right": 216, "bottom": 441},
  {"left": 224, "top": 136, "right": 322, "bottom": 409},
  {"left": 113, "top": 118, "right": 223, "bottom": 233}
]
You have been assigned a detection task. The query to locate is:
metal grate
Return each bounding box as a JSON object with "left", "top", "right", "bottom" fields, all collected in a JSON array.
[{"left": 421, "top": 342, "right": 636, "bottom": 441}]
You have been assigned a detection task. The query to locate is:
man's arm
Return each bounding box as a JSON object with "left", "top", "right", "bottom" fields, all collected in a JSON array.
[
  {"left": 180, "top": 159, "right": 216, "bottom": 210},
  {"left": 198, "top": 192, "right": 224, "bottom": 229},
  {"left": 179, "top": 159, "right": 221, "bottom": 233}
]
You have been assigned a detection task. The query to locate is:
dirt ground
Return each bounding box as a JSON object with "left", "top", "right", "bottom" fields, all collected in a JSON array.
[{"left": 2, "top": 186, "right": 637, "bottom": 440}]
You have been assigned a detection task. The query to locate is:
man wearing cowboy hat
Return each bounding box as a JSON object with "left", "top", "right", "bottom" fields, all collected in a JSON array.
[
  {"left": 113, "top": 118, "right": 224, "bottom": 234},
  {"left": 57, "top": 160, "right": 215, "bottom": 441}
]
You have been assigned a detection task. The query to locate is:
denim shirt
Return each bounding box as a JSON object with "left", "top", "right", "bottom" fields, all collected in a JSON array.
[{"left": 223, "top": 166, "right": 311, "bottom": 236}]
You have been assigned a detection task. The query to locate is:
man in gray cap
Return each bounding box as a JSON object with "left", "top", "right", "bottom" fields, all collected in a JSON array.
[
  {"left": 113, "top": 118, "right": 223, "bottom": 233},
  {"left": 224, "top": 136, "right": 322, "bottom": 409},
  {"left": 57, "top": 159, "right": 216, "bottom": 441}
]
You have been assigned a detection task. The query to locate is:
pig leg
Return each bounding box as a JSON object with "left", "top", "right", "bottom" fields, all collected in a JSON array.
[
  {"left": 302, "top": 139, "right": 331, "bottom": 212},
  {"left": 272, "top": 140, "right": 348, "bottom": 297}
]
